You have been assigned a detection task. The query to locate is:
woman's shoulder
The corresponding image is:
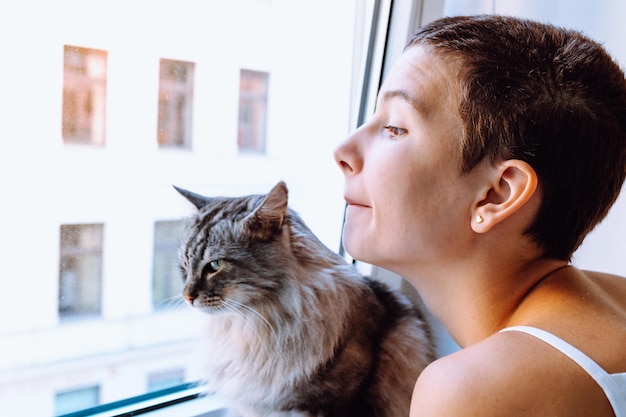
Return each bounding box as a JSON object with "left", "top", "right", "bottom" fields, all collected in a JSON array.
[
  {"left": 510, "top": 267, "right": 626, "bottom": 363},
  {"left": 529, "top": 268, "right": 626, "bottom": 368},
  {"left": 583, "top": 268, "right": 626, "bottom": 303},
  {"left": 410, "top": 325, "right": 618, "bottom": 417}
]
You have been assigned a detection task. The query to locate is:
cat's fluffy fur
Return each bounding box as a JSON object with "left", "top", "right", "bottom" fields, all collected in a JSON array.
[{"left": 176, "top": 181, "right": 435, "bottom": 417}]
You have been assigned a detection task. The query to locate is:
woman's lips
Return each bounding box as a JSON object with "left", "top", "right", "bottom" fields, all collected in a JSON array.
[{"left": 344, "top": 196, "right": 370, "bottom": 208}]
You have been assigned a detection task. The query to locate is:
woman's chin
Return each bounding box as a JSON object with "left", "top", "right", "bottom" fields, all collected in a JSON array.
[{"left": 342, "top": 237, "right": 373, "bottom": 265}]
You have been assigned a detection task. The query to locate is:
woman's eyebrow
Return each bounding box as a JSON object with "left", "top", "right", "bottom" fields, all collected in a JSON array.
[{"left": 380, "top": 89, "right": 428, "bottom": 116}]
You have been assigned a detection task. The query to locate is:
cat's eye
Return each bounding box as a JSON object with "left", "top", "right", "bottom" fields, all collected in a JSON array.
[{"left": 208, "top": 259, "right": 224, "bottom": 273}]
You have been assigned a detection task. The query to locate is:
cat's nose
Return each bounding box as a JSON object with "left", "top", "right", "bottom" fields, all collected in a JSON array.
[{"left": 183, "top": 293, "right": 195, "bottom": 304}]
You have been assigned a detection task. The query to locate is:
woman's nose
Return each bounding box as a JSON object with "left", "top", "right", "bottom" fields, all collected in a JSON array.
[{"left": 333, "top": 129, "right": 363, "bottom": 175}]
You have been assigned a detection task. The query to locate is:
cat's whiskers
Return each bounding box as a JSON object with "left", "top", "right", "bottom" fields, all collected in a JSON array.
[
  {"left": 222, "top": 298, "right": 275, "bottom": 355},
  {"left": 220, "top": 301, "right": 270, "bottom": 357},
  {"left": 223, "top": 298, "right": 277, "bottom": 336},
  {"left": 154, "top": 294, "right": 187, "bottom": 312}
]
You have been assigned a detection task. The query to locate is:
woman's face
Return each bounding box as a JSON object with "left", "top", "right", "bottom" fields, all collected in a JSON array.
[{"left": 334, "top": 45, "right": 484, "bottom": 274}]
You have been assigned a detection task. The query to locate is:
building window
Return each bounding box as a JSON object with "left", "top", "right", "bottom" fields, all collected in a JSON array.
[
  {"left": 157, "top": 59, "right": 195, "bottom": 148},
  {"left": 59, "top": 224, "right": 104, "bottom": 317},
  {"left": 147, "top": 368, "right": 185, "bottom": 392},
  {"left": 238, "top": 69, "right": 269, "bottom": 153},
  {"left": 55, "top": 385, "right": 100, "bottom": 415},
  {"left": 152, "top": 220, "right": 185, "bottom": 308},
  {"left": 62, "top": 45, "right": 107, "bottom": 145}
]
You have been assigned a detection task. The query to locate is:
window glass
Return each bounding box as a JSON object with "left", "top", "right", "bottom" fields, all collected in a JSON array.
[
  {"left": 62, "top": 45, "right": 107, "bottom": 145},
  {"left": 147, "top": 368, "right": 186, "bottom": 392},
  {"left": 59, "top": 224, "right": 104, "bottom": 317},
  {"left": 54, "top": 385, "right": 100, "bottom": 415},
  {"left": 238, "top": 69, "right": 269, "bottom": 152},
  {"left": 152, "top": 220, "right": 185, "bottom": 309},
  {"left": 0, "top": 1, "right": 359, "bottom": 416},
  {"left": 157, "top": 59, "right": 195, "bottom": 148}
]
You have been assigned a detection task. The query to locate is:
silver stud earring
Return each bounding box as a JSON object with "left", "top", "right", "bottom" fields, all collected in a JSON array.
[{"left": 476, "top": 215, "right": 484, "bottom": 224}]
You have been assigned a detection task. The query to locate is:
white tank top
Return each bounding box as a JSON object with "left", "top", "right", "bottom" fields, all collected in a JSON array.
[{"left": 500, "top": 325, "right": 626, "bottom": 417}]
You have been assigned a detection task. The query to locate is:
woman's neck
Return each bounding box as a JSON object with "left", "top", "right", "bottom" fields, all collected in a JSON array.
[{"left": 404, "top": 255, "right": 569, "bottom": 348}]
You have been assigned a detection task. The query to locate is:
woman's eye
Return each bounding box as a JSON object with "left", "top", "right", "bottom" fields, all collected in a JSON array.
[
  {"left": 384, "top": 125, "right": 407, "bottom": 137},
  {"left": 208, "top": 259, "right": 224, "bottom": 273}
]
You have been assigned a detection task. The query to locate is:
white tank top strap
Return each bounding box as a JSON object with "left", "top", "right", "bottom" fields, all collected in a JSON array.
[{"left": 500, "top": 325, "right": 626, "bottom": 417}]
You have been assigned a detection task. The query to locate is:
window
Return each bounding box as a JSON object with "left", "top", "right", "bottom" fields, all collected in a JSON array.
[
  {"left": 237, "top": 69, "right": 269, "bottom": 153},
  {"left": 147, "top": 368, "right": 186, "bottom": 392},
  {"left": 59, "top": 224, "right": 104, "bottom": 317},
  {"left": 152, "top": 220, "right": 185, "bottom": 309},
  {"left": 157, "top": 59, "right": 195, "bottom": 148},
  {"left": 55, "top": 385, "right": 100, "bottom": 415},
  {"left": 62, "top": 45, "right": 107, "bottom": 145},
  {"left": 1, "top": 1, "right": 364, "bottom": 416}
]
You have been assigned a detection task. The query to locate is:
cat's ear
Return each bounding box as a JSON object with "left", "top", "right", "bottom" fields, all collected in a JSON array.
[
  {"left": 246, "top": 181, "right": 289, "bottom": 240},
  {"left": 173, "top": 185, "right": 213, "bottom": 210}
]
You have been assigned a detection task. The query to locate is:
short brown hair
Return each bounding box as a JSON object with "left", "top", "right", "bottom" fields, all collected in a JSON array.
[{"left": 408, "top": 15, "right": 626, "bottom": 260}]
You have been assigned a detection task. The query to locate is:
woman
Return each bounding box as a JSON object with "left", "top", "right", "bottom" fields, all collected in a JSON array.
[{"left": 334, "top": 15, "right": 626, "bottom": 416}]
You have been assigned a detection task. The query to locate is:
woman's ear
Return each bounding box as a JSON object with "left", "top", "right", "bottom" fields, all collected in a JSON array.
[{"left": 472, "top": 160, "right": 538, "bottom": 233}]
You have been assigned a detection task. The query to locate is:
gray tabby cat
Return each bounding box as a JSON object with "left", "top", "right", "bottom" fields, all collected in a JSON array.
[{"left": 175, "top": 181, "right": 435, "bottom": 417}]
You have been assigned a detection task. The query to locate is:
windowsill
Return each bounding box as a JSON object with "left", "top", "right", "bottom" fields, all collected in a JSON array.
[
  {"left": 139, "top": 393, "right": 229, "bottom": 417},
  {"left": 58, "top": 384, "right": 231, "bottom": 417}
]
